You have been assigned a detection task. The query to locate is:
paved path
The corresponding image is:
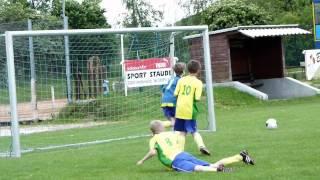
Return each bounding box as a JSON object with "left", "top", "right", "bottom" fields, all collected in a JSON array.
[
  {"left": 0, "top": 121, "right": 111, "bottom": 137},
  {"left": 0, "top": 99, "right": 68, "bottom": 122}
]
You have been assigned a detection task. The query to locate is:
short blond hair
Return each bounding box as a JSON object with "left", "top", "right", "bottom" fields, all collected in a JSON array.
[{"left": 150, "top": 120, "right": 163, "bottom": 134}]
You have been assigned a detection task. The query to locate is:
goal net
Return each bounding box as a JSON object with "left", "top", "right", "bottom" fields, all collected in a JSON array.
[
  {"left": 1, "top": 26, "right": 215, "bottom": 157},
  {"left": 0, "top": 19, "right": 64, "bottom": 157}
]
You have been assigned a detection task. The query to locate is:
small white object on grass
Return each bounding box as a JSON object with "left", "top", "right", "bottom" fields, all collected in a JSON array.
[{"left": 266, "top": 118, "right": 278, "bottom": 129}]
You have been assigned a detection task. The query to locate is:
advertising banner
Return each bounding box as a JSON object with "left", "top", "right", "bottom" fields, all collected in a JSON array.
[
  {"left": 303, "top": 49, "right": 320, "bottom": 80},
  {"left": 124, "top": 57, "right": 172, "bottom": 88}
]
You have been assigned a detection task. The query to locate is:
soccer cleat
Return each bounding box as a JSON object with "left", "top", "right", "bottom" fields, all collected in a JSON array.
[
  {"left": 217, "top": 164, "right": 232, "bottom": 173},
  {"left": 240, "top": 150, "right": 255, "bottom": 165},
  {"left": 200, "top": 147, "right": 211, "bottom": 156},
  {"left": 216, "top": 164, "right": 224, "bottom": 172}
]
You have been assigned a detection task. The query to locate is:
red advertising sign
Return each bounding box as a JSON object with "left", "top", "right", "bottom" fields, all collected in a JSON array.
[{"left": 124, "top": 57, "right": 173, "bottom": 88}]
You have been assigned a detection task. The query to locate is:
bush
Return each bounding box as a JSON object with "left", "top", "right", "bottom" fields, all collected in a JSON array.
[{"left": 202, "top": 0, "right": 272, "bottom": 30}]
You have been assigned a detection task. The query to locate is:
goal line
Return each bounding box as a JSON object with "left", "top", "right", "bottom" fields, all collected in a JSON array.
[{"left": 0, "top": 129, "right": 214, "bottom": 157}]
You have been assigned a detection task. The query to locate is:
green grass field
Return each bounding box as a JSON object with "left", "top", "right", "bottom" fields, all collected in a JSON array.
[{"left": 0, "top": 87, "right": 320, "bottom": 179}]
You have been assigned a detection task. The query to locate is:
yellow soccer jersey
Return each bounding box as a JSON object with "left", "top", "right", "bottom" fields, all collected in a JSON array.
[
  {"left": 149, "top": 132, "right": 182, "bottom": 167},
  {"left": 174, "top": 75, "right": 203, "bottom": 120}
]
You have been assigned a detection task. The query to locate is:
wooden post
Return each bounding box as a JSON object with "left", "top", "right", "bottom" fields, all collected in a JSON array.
[
  {"left": 87, "top": 56, "right": 102, "bottom": 98},
  {"left": 74, "top": 68, "right": 80, "bottom": 100},
  {"left": 28, "top": 19, "right": 38, "bottom": 120},
  {"left": 87, "top": 57, "right": 94, "bottom": 98},
  {"left": 51, "top": 86, "right": 55, "bottom": 112}
]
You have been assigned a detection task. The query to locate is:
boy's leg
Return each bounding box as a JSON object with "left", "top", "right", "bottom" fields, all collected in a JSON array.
[
  {"left": 186, "top": 120, "right": 211, "bottom": 155},
  {"left": 161, "top": 120, "right": 172, "bottom": 128},
  {"left": 211, "top": 154, "right": 243, "bottom": 167},
  {"left": 194, "top": 165, "right": 218, "bottom": 172},
  {"left": 169, "top": 117, "right": 175, "bottom": 126},
  {"left": 193, "top": 132, "right": 205, "bottom": 149},
  {"left": 172, "top": 152, "right": 223, "bottom": 173},
  {"left": 168, "top": 107, "right": 176, "bottom": 126},
  {"left": 173, "top": 119, "right": 187, "bottom": 151},
  {"left": 165, "top": 116, "right": 175, "bottom": 127},
  {"left": 161, "top": 107, "right": 176, "bottom": 128},
  {"left": 211, "top": 151, "right": 255, "bottom": 167}
]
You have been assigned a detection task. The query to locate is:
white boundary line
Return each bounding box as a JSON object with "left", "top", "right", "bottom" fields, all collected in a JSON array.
[
  {"left": 0, "top": 134, "right": 151, "bottom": 157},
  {"left": 0, "top": 129, "right": 213, "bottom": 157}
]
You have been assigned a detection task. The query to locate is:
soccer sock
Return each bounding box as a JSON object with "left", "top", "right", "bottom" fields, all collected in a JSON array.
[
  {"left": 215, "top": 154, "right": 243, "bottom": 166},
  {"left": 194, "top": 165, "right": 217, "bottom": 172},
  {"left": 193, "top": 132, "right": 205, "bottom": 149},
  {"left": 161, "top": 121, "right": 172, "bottom": 128}
]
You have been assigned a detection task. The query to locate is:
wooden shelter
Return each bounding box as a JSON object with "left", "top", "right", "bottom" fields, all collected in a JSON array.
[{"left": 185, "top": 25, "right": 310, "bottom": 83}]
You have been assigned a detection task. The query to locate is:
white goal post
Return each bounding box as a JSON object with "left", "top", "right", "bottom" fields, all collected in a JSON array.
[{"left": 5, "top": 26, "right": 216, "bottom": 158}]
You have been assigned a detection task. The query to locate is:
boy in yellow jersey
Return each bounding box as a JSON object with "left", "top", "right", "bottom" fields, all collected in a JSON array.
[
  {"left": 174, "top": 60, "right": 210, "bottom": 155},
  {"left": 137, "top": 120, "right": 254, "bottom": 173}
]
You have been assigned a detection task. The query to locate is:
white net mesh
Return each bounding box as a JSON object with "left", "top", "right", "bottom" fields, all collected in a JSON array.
[
  {"left": 0, "top": 19, "right": 64, "bottom": 155},
  {"left": 1, "top": 28, "right": 210, "bottom": 156}
]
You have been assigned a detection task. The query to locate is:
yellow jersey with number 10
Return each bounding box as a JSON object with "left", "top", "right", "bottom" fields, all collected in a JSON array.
[{"left": 174, "top": 75, "right": 203, "bottom": 120}]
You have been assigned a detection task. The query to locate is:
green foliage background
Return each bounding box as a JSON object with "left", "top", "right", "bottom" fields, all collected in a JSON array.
[
  {"left": 178, "top": 0, "right": 314, "bottom": 66},
  {"left": 202, "top": 0, "right": 272, "bottom": 30}
]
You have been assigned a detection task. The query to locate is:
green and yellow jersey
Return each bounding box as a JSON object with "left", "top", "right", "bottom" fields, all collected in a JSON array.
[
  {"left": 174, "top": 75, "right": 203, "bottom": 120},
  {"left": 149, "top": 132, "right": 182, "bottom": 167}
]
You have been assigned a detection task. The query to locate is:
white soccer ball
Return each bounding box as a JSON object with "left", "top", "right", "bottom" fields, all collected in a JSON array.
[{"left": 266, "top": 118, "right": 278, "bottom": 129}]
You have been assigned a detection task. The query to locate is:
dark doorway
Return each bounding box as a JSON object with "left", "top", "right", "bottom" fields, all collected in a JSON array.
[
  {"left": 230, "top": 38, "right": 252, "bottom": 82},
  {"left": 250, "top": 37, "right": 284, "bottom": 79},
  {"left": 230, "top": 37, "right": 284, "bottom": 82}
]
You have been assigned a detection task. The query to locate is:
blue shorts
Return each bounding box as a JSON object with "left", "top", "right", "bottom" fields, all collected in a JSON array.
[
  {"left": 162, "top": 107, "right": 176, "bottom": 119},
  {"left": 174, "top": 119, "right": 197, "bottom": 133},
  {"left": 172, "top": 152, "right": 210, "bottom": 172}
]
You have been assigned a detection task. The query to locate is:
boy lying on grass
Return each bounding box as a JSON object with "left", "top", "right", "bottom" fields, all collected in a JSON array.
[{"left": 137, "top": 120, "right": 254, "bottom": 172}]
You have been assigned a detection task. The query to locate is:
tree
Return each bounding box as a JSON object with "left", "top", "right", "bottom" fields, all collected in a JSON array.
[
  {"left": 202, "top": 0, "right": 272, "bottom": 30},
  {"left": 7, "top": 0, "right": 29, "bottom": 6},
  {"left": 51, "top": 0, "right": 117, "bottom": 78},
  {"left": 122, "top": 0, "right": 163, "bottom": 27},
  {"left": 247, "top": 0, "right": 314, "bottom": 66},
  {"left": 52, "top": 0, "right": 110, "bottom": 29},
  {"left": 178, "top": 0, "right": 214, "bottom": 16},
  {"left": 120, "top": 0, "right": 164, "bottom": 72},
  {"left": 29, "top": 0, "right": 52, "bottom": 13},
  {"left": 0, "top": 1, "right": 37, "bottom": 23},
  {"left": 247, "top": 0, "right": 313, "bottom": 28}
]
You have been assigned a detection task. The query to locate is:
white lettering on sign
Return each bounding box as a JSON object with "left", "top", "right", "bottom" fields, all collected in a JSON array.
[
  {"left": 155, "top": 63, "right": 167, "bottom": 68},
  {"left": 127, "top": 65, "right": 147, "bottom": 71}
]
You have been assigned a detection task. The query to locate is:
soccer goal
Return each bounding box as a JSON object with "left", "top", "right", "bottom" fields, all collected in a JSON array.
[{"left": 2, "top": 26, "right": 215, "bottom": 158}]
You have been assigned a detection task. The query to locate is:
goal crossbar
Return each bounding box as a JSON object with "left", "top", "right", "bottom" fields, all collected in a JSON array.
[{"left": 5, "top": 25, "right": 209, "bottom": 37}]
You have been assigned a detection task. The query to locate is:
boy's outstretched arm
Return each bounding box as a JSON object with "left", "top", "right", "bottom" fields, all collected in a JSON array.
[{"left": 136, "top": 149, "right": 157, "bottom": 165}]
